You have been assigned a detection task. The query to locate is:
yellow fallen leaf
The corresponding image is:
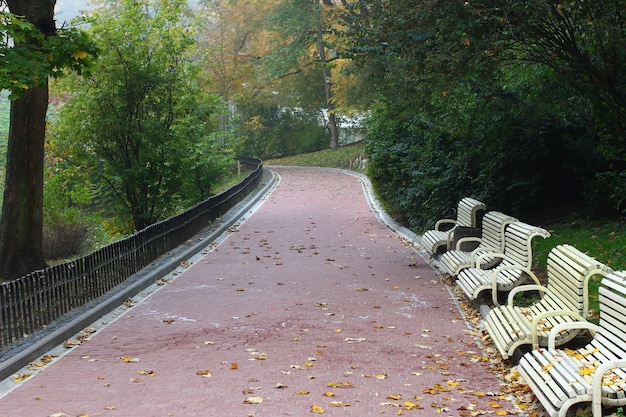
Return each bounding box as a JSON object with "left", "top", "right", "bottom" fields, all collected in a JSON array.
[
  {"left": 327, "top": 381, "right": 353, "bottom": 388},
  {"left": 579, "top": 365, "right": 595, "bottom": 376},
  {"left": 323, "top": 391, "right": 335, "bottom": 397},
  {"left": 541, "top": 363, "right": 553, "bottom": 372},
  {"left": 388, "top": 393, "right": 402, "bottom": 400},
  {"left": 404, "top": 400, "right": 423, "bottom": 410},
  {"left": 311, "top": 405, "right": 325, "bottom": 414},
  {"left": 495, "top": 410, "right": 509, "bottom": 416},
  {"left": 230, "top": 363, "right": 239, "bottom": 370},
  {"left": 122, "top": 357, "right": 140, "bottom": 363},
  {"left": 375, "top": 373, "right": 387, "bottom": 380},
  {"left": 243, "top": 396, "right": 263, "bottom": 404},
  {"left": 446, "top": 380, "right": 462, "bottom": 388},
  {"left": 12, "top": 373, "right": 32, "bottom": 383},
  {"left": 297, "top": 390, "right": 310, "bottom": 395}
]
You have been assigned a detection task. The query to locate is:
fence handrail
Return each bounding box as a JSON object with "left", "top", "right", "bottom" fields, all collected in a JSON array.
[{"left": 0, "top": 157, "right": 263, "bottom": 355}]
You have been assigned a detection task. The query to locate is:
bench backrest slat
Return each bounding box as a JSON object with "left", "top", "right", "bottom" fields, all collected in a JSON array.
[
  {"left": 480, "top": 211, "right": 517, "bottom": 251},
  {"left": 545, "top": 244, "right": 610, "bottom": 314},
  {"left": 455, "top": 197, "right": 486, "bottom": 228},
  {"left": 501, "top": 222, "right": 550, "bottom": 266},
  {"left": 596, "top": 271, "right": 626, "bottom": 358}
]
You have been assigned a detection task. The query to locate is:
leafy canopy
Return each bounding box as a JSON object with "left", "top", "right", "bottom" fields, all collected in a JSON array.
[{"left": 0, "top": 11, "right": 96, "bottom": 98}]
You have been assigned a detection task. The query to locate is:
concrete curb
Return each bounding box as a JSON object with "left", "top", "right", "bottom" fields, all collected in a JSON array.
[{"left": 0, "top": 169, "right": 278, "bottom": 382}]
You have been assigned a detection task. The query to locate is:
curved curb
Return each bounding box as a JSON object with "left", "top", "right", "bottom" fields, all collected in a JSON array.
[{"left": 0, "top": 169, "right": 279, "bottom": 382}]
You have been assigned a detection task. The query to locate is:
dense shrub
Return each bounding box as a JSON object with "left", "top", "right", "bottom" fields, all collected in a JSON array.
[
  {"left": 366, "top": 68, "right": 607, "bottom": 231},
  {"left": 43, "top": 213, "right": 92, "bottom": 261}
]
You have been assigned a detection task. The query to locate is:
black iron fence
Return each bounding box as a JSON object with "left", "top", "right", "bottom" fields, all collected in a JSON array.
[{"left": 0, "top": 156, "right": 263, "bottom": 351}]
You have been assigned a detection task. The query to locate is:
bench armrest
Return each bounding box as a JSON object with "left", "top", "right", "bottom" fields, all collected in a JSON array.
[
  {"left": 434, "top": 219, "right": 456, "bottom": 231},
  {"left": 489, "top": 265, "right": 540, "bottom": 306},
  {"left": 593, "top": 360, "right": 626, "bottom": 417},
  {"left": 547, "top": 321, "right": 598, "bottom": 350},
  {"left": 507, "top": 284, "right": 549, "bottom": 306},
  {"left": 531, "top": 310, "right": 586, "bottom": 349},
  {"left": 472, "top": 251, "right": 505, "bottom": 269}
]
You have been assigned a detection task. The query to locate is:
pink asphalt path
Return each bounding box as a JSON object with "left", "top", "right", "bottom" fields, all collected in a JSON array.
[{"left": 0, "top": 167, "right": 513, "bottom": 417}]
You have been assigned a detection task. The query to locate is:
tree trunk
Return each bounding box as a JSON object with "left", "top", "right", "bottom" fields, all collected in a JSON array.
[
  {"left": 316, "top": 24, "right": 339, "bottom": 149},
  {"left": 0, "top": 0, "right": 56, "bottom": 281},
  {"left": 0, "top": 85, "right": 49, "bottom": 281}
]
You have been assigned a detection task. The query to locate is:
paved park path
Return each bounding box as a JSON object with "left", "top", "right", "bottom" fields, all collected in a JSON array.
[{"left": 0, "top": 167, "right": 515, "bottom": 417}]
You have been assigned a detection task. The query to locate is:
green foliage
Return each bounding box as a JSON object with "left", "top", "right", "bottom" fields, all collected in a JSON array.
[
  {"left": 48, "top": 0, "right": 228, "bottom": 232},
  {"left": 233, "top": 99, "right": 329, "bottom": 159},
  {"left": 0, "top": 11, "right": 97, "bottom": 99},
  {"left": 342, "top": 0, "right": 616, "bottom": 231}
]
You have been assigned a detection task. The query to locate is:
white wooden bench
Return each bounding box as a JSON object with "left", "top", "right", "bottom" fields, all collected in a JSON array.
[
  {"left": 456, "top": 221, "right": 550, "bottom": 306},
  {"left": 517, "top": 270, "right": 626, "bottom": 417},
  {"left": 420, "top": 197, "right": 486, "bottom": 255},
  {"left": 440, "top": 211, "right": 517, "bottom": 276},
  {"left": 483, "top": 244, "right": 611, "bottom": 359}
]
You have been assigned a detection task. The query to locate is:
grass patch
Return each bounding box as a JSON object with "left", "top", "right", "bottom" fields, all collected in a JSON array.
[
  {"left": 264, "top": 142, "right": 366, "bottom": 170},
  {"left": 531, "top": 215, "right": 626, "bottom": 316}
]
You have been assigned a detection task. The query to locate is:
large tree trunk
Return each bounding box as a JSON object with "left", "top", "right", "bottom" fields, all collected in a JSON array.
[
  {"left": 0, "top": 0, "right": 56, "bottom": 281},
  {"left": 0, "top": 85, "right": 49, "bottom": 281}
]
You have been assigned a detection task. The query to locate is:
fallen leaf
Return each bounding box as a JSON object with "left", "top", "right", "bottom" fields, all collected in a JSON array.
[
  {"left": 243, "top": 396, "right": 263, "bottom": 404},
  {"left": 327, "top": 381, "right": 354, "bottom": 388},
  {"left": 12, "top": 373, "right": 32, "bottom": 383},
  {"left": 344, "top": 337, "right": 367, "bottom": 343},
  {"left": 196, "top": 370, "right": 212, "bottom": 378},
  {"left": 311, "top": 405, "right": 325, "bottom": 414},
  {"left": 579, "top": 365, "right": 596, "bottom": 376}
]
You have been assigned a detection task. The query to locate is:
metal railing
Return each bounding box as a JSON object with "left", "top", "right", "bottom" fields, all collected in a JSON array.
[{"left": 0, "top": 156, "right": 263, "bottom": 351}]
